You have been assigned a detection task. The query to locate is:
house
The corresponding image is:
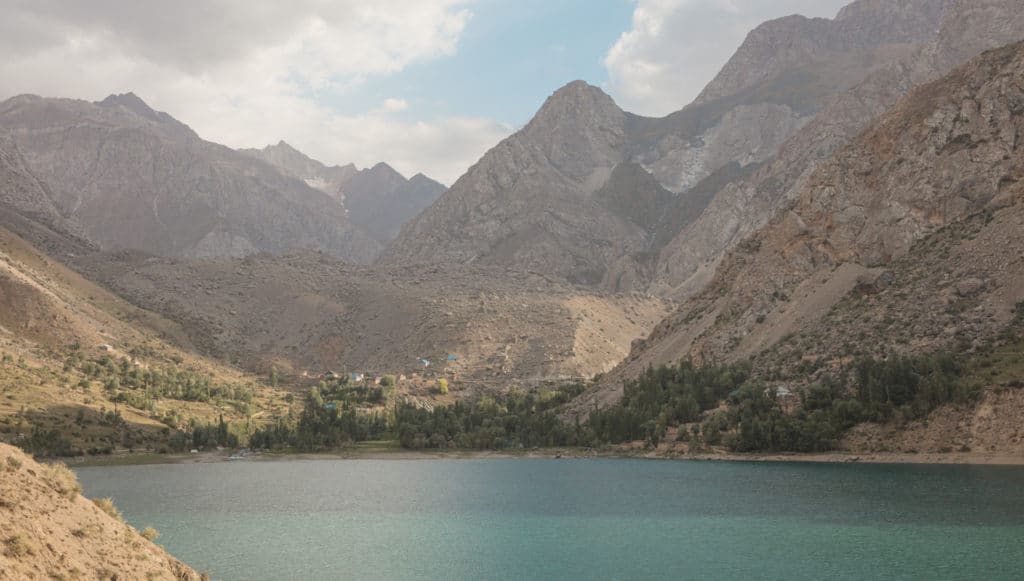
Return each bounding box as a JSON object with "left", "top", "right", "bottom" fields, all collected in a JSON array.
[
  {"left": 447, "top": 354, "right": 458, "bottom": 361},
  {"left": 349, "top": 373, "right": 363, "bottom": 382},
  {"left": 320, "top": 370, "right": 338, "bottom": 380},
  {"left": 418, "top": 359, "right": 430, "bottom": 367},
  {"left": 98, "top": 344, "right": 113, "bottom": 351}
]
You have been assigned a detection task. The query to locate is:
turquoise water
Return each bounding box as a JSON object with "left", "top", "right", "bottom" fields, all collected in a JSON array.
[{"left": 75, "top": 459, "right": 1024, "bottom": 580}]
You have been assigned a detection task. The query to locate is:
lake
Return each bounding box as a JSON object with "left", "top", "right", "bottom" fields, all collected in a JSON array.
[{"left": 75, "top": 458, "right": 1024, "bottom": 580}]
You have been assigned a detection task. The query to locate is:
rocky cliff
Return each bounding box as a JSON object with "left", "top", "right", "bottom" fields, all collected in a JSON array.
[
  {"left": 652, "top": 0, "right": 1024, "bottom": 298},
  {"left": 240, "top": 140, "right": 358, "bottom": 201},
  {"left": 382, "top": 0, "right": 955, "bottom": 289},
  {"left": 0, "top": 94, "right": 380, "bottom": 262},
  {"left": 617, "top": 40, "right": 1024, "bottom": 388},
  {"left": 342, "top": 163, "right": 446, "bottom": 243},
  {"left": 242, "top": 145, "right": 446, "bottom": 244}
]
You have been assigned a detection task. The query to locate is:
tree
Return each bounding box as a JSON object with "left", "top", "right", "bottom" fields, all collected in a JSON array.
[{"left": 269, "top": 366, "right": 279, "bottom": 388}]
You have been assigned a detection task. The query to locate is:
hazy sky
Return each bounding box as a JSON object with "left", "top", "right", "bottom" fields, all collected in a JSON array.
[{"left": 0, "top": 0, "right": 848, "bottom": 184}]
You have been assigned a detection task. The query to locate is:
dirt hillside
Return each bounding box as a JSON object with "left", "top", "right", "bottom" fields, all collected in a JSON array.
[
  {"left": 77, "top": 251, "right": 669, "bottom": 386},
  {"left": 0, "top": 443, "right": 202, "bottom": 579}
]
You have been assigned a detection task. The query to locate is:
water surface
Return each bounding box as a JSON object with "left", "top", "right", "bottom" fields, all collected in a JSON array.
[{"left": 75, "top": 459, "right": 1024, "bottom": 580}]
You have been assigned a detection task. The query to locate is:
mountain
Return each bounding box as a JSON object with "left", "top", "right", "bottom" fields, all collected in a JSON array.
[
  {"left": 0, "top": 93, "right": 380, "bottom": 262},
  {"left": 240, "top": 140, "right": 358, "bottom": 201},
  {"left": 382, "top": 0, "right": 955, "bottom": 287},
  {"left": 341, "top": 163, "right": 446, "bottom": 243},
  {"left": 383, "top": 81, "right": 649, "bottom": 285},
  {"left": 242, "top": 145, "right": 446, "bottom": 244},
  {"left": 594, "top": 39, "right": 1024, "bottom": 411},
  {"left": 652, "top": 0, "right": 1024, "bottom": 298},
  {"left": 0, "top": 130, "right": 93, "bottom": 258}
]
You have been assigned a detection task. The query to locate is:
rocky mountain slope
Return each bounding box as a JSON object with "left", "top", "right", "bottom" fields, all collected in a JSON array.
[
  {"left": 242, "top": 144, "right": 446, "bottom": 243},
  {"left": 77, "top": 250, "right": 668, "bottom": 386},
  {"left": 342, "top": 163, "right": 446, "bottom": 243},
  {"left": 0, "top": 131, "right": 93, "bottom": 259},
  {"left": 0, "top": 443, "right": 203, "bottom": 579},
  {"left": 652, "top": 0, "right": 1024, "bottom": 298},
  {"left": 240, "top": 140, "right": 358, "bottom": 201},
  {"left": 382, "top": 0, "right": 954, "bottom": 289},
  {"left": 0, "top": 93, "right": 380, "bottom": 262},
  {"left": 595, "top": 40, "right": 1024, "bottom": 409}
]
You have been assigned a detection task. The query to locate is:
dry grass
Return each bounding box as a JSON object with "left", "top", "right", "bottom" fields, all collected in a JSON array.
[
  {"left": 49, "top": 462, "right": 83, "bottom": 499},
  {"left": 92, "top": 498, "right": 123, "bottom": 522},
  {"left": 140, "top": 527, "right": 160, "bottom": 542},
  {"left": 4, "top": 533, "right": 35, "bottom": 558}
]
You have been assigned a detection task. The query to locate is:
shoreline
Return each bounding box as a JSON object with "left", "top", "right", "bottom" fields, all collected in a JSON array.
[{"left": 63, "top": 445, "right": 1024, "bottom": 467}]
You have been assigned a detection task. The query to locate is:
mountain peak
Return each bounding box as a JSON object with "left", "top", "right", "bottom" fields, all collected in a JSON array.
[
  {"left": 546, "top": 80, "right": 614, "bottom": 107},
  {"left": 98, "top": 92, "right": 159, "bottom": 118},
  {"left": 526, "top": 80, "right": 624, "bottom": 137},
  {"left": 369, "top": 161, "right": 404, "bottom": 179}
]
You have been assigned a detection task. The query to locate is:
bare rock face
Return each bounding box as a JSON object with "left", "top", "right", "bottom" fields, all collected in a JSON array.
[
  {"left": 694, "top": 0, "right": 954, "bottom": 105},
  {"left": 341, "top": 163, "right": 446, "bottom": 244},
  {"left": 242, "top": 145, "right": 446, "bottom": 244},
  {"left": 382, "top": 1, "right": 956, "bottom": 290},
  {"left": 0, "top": 94, "right": 380, "bottom": 262},
  {"left": 382, "top": 81, "right": 648, "bottom": 285},
  {"left": 634, "top": 40, "right": 1024, "bottom": 374},
  {"left": 0, "top": 131, "right": 92, "bottom": 256},
  {"left": 240, "top": 140, "right": 358, "bottom": 201},
  {"left": 652, "top": 0, "right": 1024, "bottom": 298}
]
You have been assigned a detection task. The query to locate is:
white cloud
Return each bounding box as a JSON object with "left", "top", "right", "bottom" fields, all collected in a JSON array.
[
  {"left": 380, "top": 98, "right": 410, "bottom": 113},
  {"left": 604, "top": 0, "right": 850, "bottom": 116},
  {"left": 0, "top": 0, "right": 507, "bottom": 184}
]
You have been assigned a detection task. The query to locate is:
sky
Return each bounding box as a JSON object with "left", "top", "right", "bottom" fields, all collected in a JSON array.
[{"left": 0, "top": 0, "right": 849, "bottom": 185}]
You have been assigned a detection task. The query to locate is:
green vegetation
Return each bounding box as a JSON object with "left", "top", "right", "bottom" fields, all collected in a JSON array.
[
  {"left": 249, "top": 344, "right": 989, "bottom": 455},
  {"left": 64, "top": 351, "right": 255, "bottom": 411},
  {"left": 250, "top": 380, "right": 389, "bottom": 449},
  {"left": 394, "top": 383, "right": 590, "bottom": 450},
  {"left": 252, "top": 381, "right": 589, "bottom": 451}
]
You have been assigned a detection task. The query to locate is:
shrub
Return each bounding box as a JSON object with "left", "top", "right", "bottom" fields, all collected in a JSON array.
[
  {"left": 93, "top": 498, "right": 123, "bottom": 522},
  {"left": 436, "top": 378, "right": 449, "bottom": 395},
  {"left": 49, "top": 463, "right": 82, "bottom": 499},
  {"left": 5, "top": 456, "right": 21, "bottom": 470},
  {"left": 140, "top": 527, "right": 160, "bottom": 542},
  {"left": 4, "top": 534, "right": 34, "bottom": 558}
]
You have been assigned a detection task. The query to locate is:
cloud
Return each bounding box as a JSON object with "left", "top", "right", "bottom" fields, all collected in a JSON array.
[
  {"left": 380, "top": 98, "right": 410, "bottom": 113},
  {"left": 604, "top": 0, "right": 850, "bottom": 116},
  {"left": 0, "top": 0, "right": 506, "bottom": 184}
]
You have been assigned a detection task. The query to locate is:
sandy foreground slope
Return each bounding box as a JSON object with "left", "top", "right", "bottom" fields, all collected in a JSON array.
[{"left": 0, "top": 443, "right": 203, "bottom": 580}]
